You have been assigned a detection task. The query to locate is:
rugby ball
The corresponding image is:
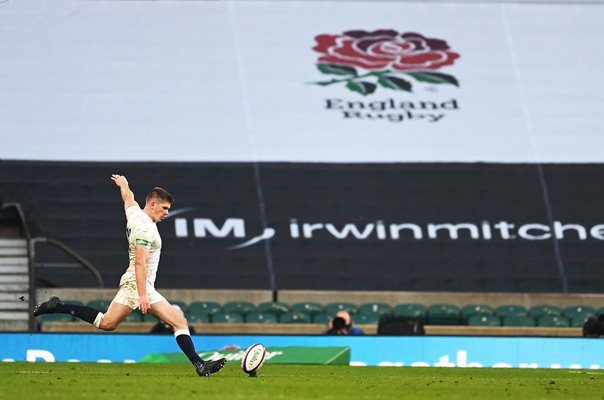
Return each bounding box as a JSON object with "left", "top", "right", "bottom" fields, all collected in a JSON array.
[{"left": 241, "top": 343, "right": 267, "bottom": 375}]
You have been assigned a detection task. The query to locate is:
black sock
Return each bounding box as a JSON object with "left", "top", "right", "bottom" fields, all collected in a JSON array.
[
  {"left": 175, "top": 333, "right": 203, "bottom": 366},
  {"left": 54, "top": 303, "right": 100, "bottom": 325}
]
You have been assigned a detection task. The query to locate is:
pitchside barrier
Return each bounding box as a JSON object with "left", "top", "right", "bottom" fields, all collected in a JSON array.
[
  {"left": 2, "top": 333, "right": 604, "bottom": 369},
  {"left": 37, "top": 321, "right": 584, "bottom": 337}
]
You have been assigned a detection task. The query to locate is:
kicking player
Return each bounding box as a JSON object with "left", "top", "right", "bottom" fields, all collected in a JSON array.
[{"left": 33, "top": 174, "right": 226, "bottom": 377}]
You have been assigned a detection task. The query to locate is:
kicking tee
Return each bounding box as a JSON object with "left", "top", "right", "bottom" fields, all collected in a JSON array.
[{"left": 120, "top": 205, "right": 162, "bottom": 289}]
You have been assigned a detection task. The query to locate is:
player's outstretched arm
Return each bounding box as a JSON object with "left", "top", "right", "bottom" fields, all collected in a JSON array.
[{"left": 111, "top": 174, "right": 138, "bottom": 210}]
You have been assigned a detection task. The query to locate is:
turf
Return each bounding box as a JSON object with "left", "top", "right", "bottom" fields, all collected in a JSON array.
[{"left": 1, "top": 362, "right": 602, "bottom": 400}]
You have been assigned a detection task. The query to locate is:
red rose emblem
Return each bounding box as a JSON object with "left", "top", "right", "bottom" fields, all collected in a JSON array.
[
  {"left": 312, "top": 30, "right": 460, "bottom": 95},
  {"left": 314, "top": 30, "right": 459, "bottom": 71}
]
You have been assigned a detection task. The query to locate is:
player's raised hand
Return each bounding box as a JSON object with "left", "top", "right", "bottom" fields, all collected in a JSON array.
[{"left": 111, "top": 174, "right": 129, "bottom": 187}]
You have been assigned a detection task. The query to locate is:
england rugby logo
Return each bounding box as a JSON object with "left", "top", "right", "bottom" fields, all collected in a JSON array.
[{"left": 312, "top": 30, "right": 460, "bottom": 96}]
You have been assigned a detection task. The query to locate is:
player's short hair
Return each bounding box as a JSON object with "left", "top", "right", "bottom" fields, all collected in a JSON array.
[{"left": 146, "top": 187, "right": 174, "bottom": 205}]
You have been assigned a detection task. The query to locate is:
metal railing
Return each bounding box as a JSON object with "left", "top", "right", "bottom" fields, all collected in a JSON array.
[
  {"left": 1, "top": 202, "right": 104, "bottom": 331},
  {"left": 27, "top": 238, "right": 104, "bottom": 331}
]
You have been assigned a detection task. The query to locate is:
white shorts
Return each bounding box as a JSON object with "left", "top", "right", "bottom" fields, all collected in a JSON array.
[{"left": 112, "top": 279, "right": 166, "bottom": 310}]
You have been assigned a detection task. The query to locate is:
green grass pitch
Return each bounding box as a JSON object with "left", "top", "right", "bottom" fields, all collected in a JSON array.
[{"left": 1, "top": 362, "right": 601, "bottom": 400}]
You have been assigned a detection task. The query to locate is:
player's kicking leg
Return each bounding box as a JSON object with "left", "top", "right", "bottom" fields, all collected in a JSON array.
[
  {"left": 149, "top": 300, "right": 226, "bottom": 377},
  {"left": 33, "top": 296, "right": 131, "bottom": 331}
]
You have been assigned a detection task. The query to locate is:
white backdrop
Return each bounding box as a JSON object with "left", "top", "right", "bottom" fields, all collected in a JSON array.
[{"left": 1, "top": 0, "right": 603, "bottom": 162}]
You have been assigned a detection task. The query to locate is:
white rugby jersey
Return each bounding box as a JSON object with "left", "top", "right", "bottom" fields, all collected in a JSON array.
[{"left": 120, "top": 205, "right": 162, "bottom": 288}]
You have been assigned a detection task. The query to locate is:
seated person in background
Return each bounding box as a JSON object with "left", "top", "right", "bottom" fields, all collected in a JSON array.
[
  {"left": 151, "top": 304, "right": 196, "bottom": 334},
  {"left": 325, "top": 310, "right": 363, "bottom": 335},
  {"left": 582, "top": 315, "right": 603, "bottom": 338}
]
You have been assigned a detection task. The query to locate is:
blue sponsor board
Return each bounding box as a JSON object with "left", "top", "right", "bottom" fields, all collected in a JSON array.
[{"left": 1, "top": 333, "right": 603, "bottom": 369}]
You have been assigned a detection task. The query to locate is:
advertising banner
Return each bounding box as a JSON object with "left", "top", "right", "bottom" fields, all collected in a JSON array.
[
  {"left": 3, "top": 161, "right": 604, "bottom": 292},
  {"left": 2, "top": 333, "right": 603, "bottom": 369},
  {"left": 1, "top": 0, "right": 603, "bottom": 163},
  {"left": 141, "top": 346, "right": 351, "bottom": 366}
]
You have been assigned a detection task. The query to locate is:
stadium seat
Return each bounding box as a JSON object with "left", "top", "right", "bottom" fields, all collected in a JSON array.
[
  {"left": 169, "top": 300, "right": 189, "bottom": 314},
  {"left": 186, "top": 312, "right": 210, "bottom": 323},
  {"left": 86, "top": 299, "right": 111, "bottom": 312},
  {"left": 427, "top": 304, "right": 461, "bottom": 325},
  {"left": 222, "top": 301, "right": 255, "bottom": 316},
  {"left": 596, "top": 306, "right": 604, "bottom": 316},
  {"left": 355, "top": 313, "right": 381, "bottom": 325},
  {"left": 245, "top": 312, "right": 278, "bottom": 324},
  {"left": 256, "top": 301, "right": 290, "bottom": 317},
  {"left": 461, "top": 304, "right": 494, "bottom": 323},
  {"left": 312, "top": 313, "right": 332, "bottom": 324},
  {"left": 324, "top": 302, "right": 358, "bottom": 315},
  {"left": 394, "top": 304, "right": 426, "bottom": 322},
  {"left": 38, "top": 313, "right": 74, "bottom": 323},
  {"left": 211, "top": 312, "right": 244, "bottom": 323},
  {"left": 537, "top": 315, "right": 570, "bottom": 327},
  {"left": 279, "top": 312, "right": 311, "bottom": 324},
  {"left": 529, "top": 304, "right": 562, "bottom": 319},
  {"left": 359, "top": 303, "right": 393, "bottom": 319},
  {"left": 467, "top": 315, "right": 501, "bottom": 326},
  {"left": 503, "top": 315, "right": 536, "bottom": 327},
  {"left": 495, "top": 304, "right": 528, "bottom": 318},
  {"left": 563, "top": 305, "right": 595, "bottom": 327},
  {"left": 290, "top": 302, "right": 324, "bottom": 316},
  {"left": 188, "top": 301, "right": 221, "bottom": 318},
  {"left": 126, "top": 309, "right": 144, "bottom": 322}
]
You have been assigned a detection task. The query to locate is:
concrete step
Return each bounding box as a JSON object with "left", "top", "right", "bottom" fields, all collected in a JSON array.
[
  {"left": 0, "top": 293, "right": 27, "bottom": 301},
  {"left": 0, "top": 275, "right": 28, "bottom": 283},
  {"left": 0, "top": 248, "right": 27, "bottom": 256},
  {"left": 0, "top": 301, "right": 28, "bottom": 310},
  {"left": 0, "top": 265, "right": 28, "bottom": 274},
  {"left": 0, "top": 239, "right": 27, "bottom": 248},
  {"left": 0, "top": 257, "right": 28, "bottom": 266},
  {"left": 0, "top": 311, "right": 28, "bottom": 321},
  {"left": 0, "top": 283, "right": 29, "bottom": 291}
]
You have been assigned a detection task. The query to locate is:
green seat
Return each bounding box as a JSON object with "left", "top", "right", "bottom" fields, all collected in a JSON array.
[
  {"left": 563, "top": 305, "right": 595, "bottom": 327},
  {"left": 596, "top": 306, "right": 604, "bottom": 316},
  {"left": 126, "top": 309, "right": 144, "bottom": 322},
  {"left": 324, "top": 302, "right": 358, "bottom": 315},
  {"left": 467, "top": 315, "right": 501, "bottom": 326},
  {"left": 186, "top": 312, "right": 210, "bottom": 323},
  {"left": 256, "top": 301, "right": 289, "bottom": 317},
  {"left": 245, "top": 312, "right": 278, "bottom": 324},
  {"left": 427, "top": 304, "right": 461, "bottom": 325},
  {"left": 188, "top": 301, "right": 221, "bottom": 318},
  {"left": 211, "top": 312, "right": 244, "bottom": 323},
  {"left": 537, "top": 315, "right": 570, "bottom": 327},
  {"left": 503, "top": 315, "right": 536, "bottom": 327},
  {"left": 495, "top": 304, "right": 528, "bottom": 318},
  {"left": 529, "top": 304, "right": 562, "bottom": 319},
  {"left": 38, "top": 313, "right": 74, "bottom": 323},
  {"left": 312, "top": 313, "right": 332, "bottom": 324},
  {"left": 169, "top": 300, "right": 189, "bottom": 314},
  {"left": 461, "top": 304, "right": 494, "bottom": 323},
  {"left": 359, "top": 303, "right": 393, "bottom": 318},
  {"left": 290, "top": 302, "right": 324, "bottom": 316},
  {"left": 279, "top": 312, "right": 311, "bottom": 324},
  {"left": 394, "top": 304, "right": 426, "bottom": 322},
  {"left": 355, "top": 313, "right": 381, "bottom": 325},
  {"left": 86, "top": 299, "right": 111, "bottom": 312},
  {"left": 223, "top": 301, "right": 255, "bottom": 316}
]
